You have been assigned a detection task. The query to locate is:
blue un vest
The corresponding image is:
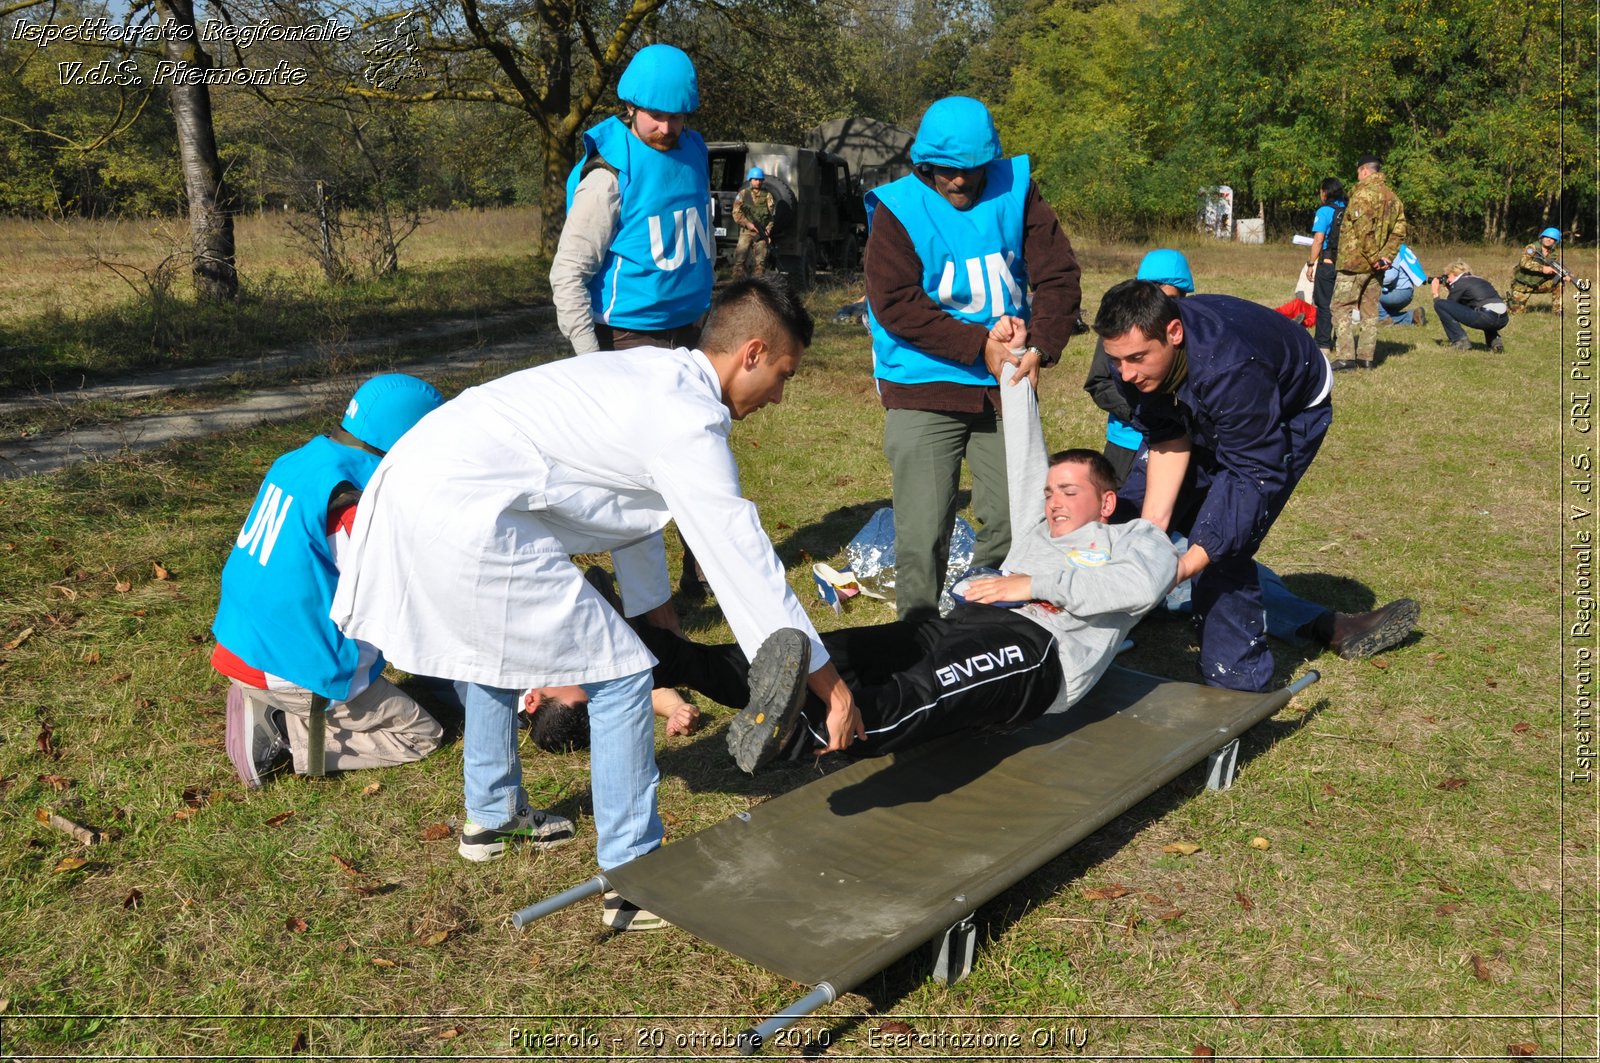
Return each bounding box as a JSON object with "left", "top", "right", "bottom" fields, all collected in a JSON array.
[
  {"left": 566, "top": 116, "right": 714, "bottom": 332},
  {"left": 865, "top": 156, "right": 1032, "bottom": 386},
  {"left": 212, "top": 436, "right": 383, "bottom": 701}
]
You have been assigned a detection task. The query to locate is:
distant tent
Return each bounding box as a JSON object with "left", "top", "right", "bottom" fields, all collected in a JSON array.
[{"left": 805, "top": 118, "right": 915, "bottom": 194}]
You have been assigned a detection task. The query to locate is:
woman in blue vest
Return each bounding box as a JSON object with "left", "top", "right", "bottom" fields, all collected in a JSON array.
[
  {"left": 863, "top": 95, "right": 1082, "bottom": 622},
  {"left": 550, "top": 44, "right": 714, "bottom": 356}
]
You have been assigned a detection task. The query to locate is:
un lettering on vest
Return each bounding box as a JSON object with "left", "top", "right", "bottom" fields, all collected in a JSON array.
[
  {"left": 937, "top": 251, "right": 1024, "bottom": 318},
  {"left": 235, "top": 482, "right": 294, "bottom": 566},
  {"left": 647, "top": 205, "right": 713, "bottom": 270},
  {"left": 935, "top": 644, "right": 1026, "bottom": 688}
]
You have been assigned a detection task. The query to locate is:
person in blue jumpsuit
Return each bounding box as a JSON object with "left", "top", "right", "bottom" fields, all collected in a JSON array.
[
  {"left": 1085, "top": 253, "right": 1418, "bottom": 663},
  {"left": 1093, "top": 280, "right": 1334, "bottom": 692}
]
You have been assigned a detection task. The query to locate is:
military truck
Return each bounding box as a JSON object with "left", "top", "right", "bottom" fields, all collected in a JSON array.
[{"left": 707, "top": 143, "right": 864, "bottom": 288}]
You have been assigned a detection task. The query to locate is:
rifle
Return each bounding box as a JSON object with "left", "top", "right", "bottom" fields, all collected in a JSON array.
[{"left": 1528, "top": 247, "right": 1592, "bottom": 293}]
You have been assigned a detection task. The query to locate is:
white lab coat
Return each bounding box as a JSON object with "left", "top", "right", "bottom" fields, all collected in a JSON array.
[{"left": 330, "top": 346, "right": 827, "bottom": 689}]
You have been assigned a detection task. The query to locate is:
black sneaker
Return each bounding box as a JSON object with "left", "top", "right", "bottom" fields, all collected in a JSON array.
[
  {"left": 457, "top": 806, "right": 575, "bottom": 862},
  {"left": 225, "top": 686, "right": 290, "bottom": 788},
  {"left": 726, "top": 629, "right": 810, "bottom": 774},
  {"left": 1489, "top": 335, "right": 1504, "bottom": 353},
  {"left": 601, "top": 889, "right": 670, "bottom": 931}
]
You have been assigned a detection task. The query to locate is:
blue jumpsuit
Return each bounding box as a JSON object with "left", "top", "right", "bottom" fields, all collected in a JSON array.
[{"left": 1117, "top": 295, "right": 1333, "bottom": 692}]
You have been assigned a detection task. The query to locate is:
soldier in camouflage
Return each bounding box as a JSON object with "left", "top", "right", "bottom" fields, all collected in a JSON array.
[
  {"left": 731, "top": 167, "right": 776, "bottom": 279},
  {"left": 1330, "top": 155, "right": 1407, "bottom": 371},
  {"left": 1508, "top": 227, "right": 1568, "bottom": 315}
]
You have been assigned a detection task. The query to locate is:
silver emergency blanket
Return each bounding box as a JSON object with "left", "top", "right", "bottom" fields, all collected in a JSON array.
[{"left": 843, "top": 507, "right": 976, "bottom": 613}]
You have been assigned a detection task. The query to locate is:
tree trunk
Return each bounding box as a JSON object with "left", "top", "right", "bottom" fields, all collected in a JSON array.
[
  {"left": 156, "top": 0, "right": 237, "bottom": 301},
  {"left": 539, "top": 133, "right": 580, "bottom": 257}
]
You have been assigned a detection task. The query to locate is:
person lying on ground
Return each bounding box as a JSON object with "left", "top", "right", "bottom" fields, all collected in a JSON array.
[{"left": 528, "top": 359, "right": 1178, "bottom": 770}]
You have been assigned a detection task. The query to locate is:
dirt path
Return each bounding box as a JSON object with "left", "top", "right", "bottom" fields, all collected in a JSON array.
[{"left": 1, "top": 307, "right": 558, "bottom": 479}]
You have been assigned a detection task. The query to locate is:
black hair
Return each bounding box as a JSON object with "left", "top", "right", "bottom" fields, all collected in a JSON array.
[
  {"left": 699, "top": 274, "right": 815, "bottom": 353},
  {"left": 1048, "top": 448, "right": 1118, "bottom": 495},
  {"left": 1320, "top": 177, "right": 1345, "bottom": 200},
  {"left": 528, "top": 691, "right": 590, "bottom": 753},
  {"left": 1091, "top": 279, "right": 1180, "bottom": 343}
]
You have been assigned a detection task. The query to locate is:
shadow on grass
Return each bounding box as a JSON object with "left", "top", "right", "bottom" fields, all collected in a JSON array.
[{"left": 0, "top": 257, "right": 545, "bottom": 395}]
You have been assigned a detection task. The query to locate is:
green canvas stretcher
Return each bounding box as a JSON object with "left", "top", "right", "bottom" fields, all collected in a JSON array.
[{"left": 513, "top": 665, "right": 1318, "bottom": 1053}]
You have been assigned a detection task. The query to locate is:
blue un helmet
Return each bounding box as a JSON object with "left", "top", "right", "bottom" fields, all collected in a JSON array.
[
  {"left": 1541, "top": 227, "right": 1563, "bottom": 243},
  {"left": 342, "top": 374, "right": 444, "bottom": 453},
  {"left": 1136, "top": 249, "right": 1196, "bottom": 294},
  {"left": 746, "top": 166, "right": 765, "bottom": 181},
  {"left": 910, "top": 96, "right": 1001, "bottom": 169},
  {"left": 616, "top": 44, "right": 699, "bottom": 114}
]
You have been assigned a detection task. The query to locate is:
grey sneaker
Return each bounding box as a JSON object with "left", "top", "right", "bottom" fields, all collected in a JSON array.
[
  {"left": 726, "top": 628, "right": 810, "bottom": 774},
  {"left": 225, "top": 685, "right": 290, "bottom": 788},
  {"left": 601, "top": 889, "right": 670, "bottom": 931},
  {"left": 1489, "top": 335, "right": 1504, "bottom": 352},
  {"left": 1450, "top": 338, "right": 1473, "bottom": 351},
  {"left": 1413, "top": 306, "right": 1427, "bottom": 326},
  {"left": 457, "top": 806, "right": 575, "bottom": 861}
]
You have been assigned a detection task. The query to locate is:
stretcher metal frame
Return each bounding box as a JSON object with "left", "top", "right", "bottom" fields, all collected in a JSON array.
[{"left": 513, "top": 666, "right": 1319, "bottom": 1054}]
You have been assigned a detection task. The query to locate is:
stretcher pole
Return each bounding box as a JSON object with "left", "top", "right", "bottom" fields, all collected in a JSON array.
[
  {"left": 511, "top": 875, "right": 610, "bottom": 929},
  {"left": 737, "top": 983, "right": 836, "bottom": 1056},
  {"left": 305, "top": 694, "right": 329, "bottom": 778}
]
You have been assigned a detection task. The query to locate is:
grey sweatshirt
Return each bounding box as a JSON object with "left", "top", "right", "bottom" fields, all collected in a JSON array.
[{"left": 998, "top": 368, "right": 1179, "bottom": 710}]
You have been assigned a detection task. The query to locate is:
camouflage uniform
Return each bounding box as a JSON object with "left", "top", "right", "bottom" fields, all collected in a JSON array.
[
  {"left": 1508, "top": 241, "right": 1566, "bottom": 314},
  {"left": 1332, "top": 171, "right": 1406, "bottom": 365},
  {"left": 731, "top": 185, "right": 776, "bottom": 279}
]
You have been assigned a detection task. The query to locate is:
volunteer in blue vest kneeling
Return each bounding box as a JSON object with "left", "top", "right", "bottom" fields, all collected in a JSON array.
[
  {"left": 550, "top": 43, "right": 714, "bottom": 356},
  {"left": 864, "top": 95, "right": 1082, "bottom": 622},
  {"left": 212, "top": 374, "right": 457, "bottom": 790}
]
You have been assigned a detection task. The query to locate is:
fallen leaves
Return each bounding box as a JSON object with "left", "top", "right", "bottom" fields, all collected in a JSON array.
[
  {"left": 1470, "top": 954, "right": 1493, "bottom": 982},
  {"left": 53, "top": 855, "right": 87, "bottom": 873},
  {"left": 1162, "top": 842, "right": 1201, "bottom": 856},
  {"left": 1436, "top": 778, "right": 1469, "bottom": 792},
  {"left": 361, "top": 782, "right": 381, "bottom": 797},
  {"left": 6, "top": 627, "right": 35, "bottom": 651},
  {"left": 1235, "top": 892, "right": 1255, "bottom": 911},
  {"left": 370, "top": 957, "right": 398, "bottom": 969},
  {"left": 1512, "top": 721, "right": 1531, "bottom": 734},
  {"left": 285, "top": 916, "right": 309, "bottom": 933},
  {"left": 1507, "top": 1042, "right": 1539, "bottom": 1057},
  {"left": 332, "top": 854, "right": 362, "bottom": 875},
  {"left": 1082, "top": 884, "right": 1133, "bottom": 901},
  {"left": 265, "top": 811, "right": 296, "bottom": 828},
  {"left": 418, "top": 822, "right": 453, "bottom": 842},
  {"left": 122, "top": 888, "right": 143, "bottom": 910},
  {"left": 437, "top": 1026, "right": 464, "bottom": 1041},
  {"left": 36, "top": 722, "right": 57, "bottom": 759},
  {"left": 1369, "top": 657, "right": 1389, "bottom": 669},
  {"left": 37, "top": 774, "right": 74, "bottom": 791},
  {"left": 153, "top": 562, "right": 171, "bottom": 581},
  {"left": 875, "top": 1021, "right": 914, "bottom": 1037},
  {"left": 1249, "top": 836, "right": 1271, "bottom": 851},
  {"left": 416, "top": 928, "right": 454, "bottom": 947},
  {"left": 1192, "top": 1047, "right": 1215, "bottom": 1058}
]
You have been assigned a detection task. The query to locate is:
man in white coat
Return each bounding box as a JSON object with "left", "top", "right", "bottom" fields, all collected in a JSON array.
[{"left": 330, "top": 276, "right": 864, "bottom": 928}]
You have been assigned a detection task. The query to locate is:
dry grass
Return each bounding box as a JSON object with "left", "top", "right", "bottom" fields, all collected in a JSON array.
[{"left": 0, "top": 239, "right": 1589, "bottom": 1058}]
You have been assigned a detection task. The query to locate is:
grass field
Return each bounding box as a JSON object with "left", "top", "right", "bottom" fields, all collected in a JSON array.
[{"left": 0, "top": 215, "right": 1592, "bottom": 1059}]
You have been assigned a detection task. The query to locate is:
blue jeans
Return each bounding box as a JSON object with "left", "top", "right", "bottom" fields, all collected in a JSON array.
[
  {"left": 1434, "top": 298, "right": 1508, "bottom": 347},
  {"left": 461, "top": 670, "right": 661, "bottom": 870},
  {"left": 1378, "top": 286, "right": 1416, "bottom": 325}
]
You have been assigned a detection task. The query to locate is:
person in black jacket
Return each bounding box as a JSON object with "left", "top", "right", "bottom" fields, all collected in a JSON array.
[{"left": 1431, "top": 261, "right": 1510, "bottom": 352}]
